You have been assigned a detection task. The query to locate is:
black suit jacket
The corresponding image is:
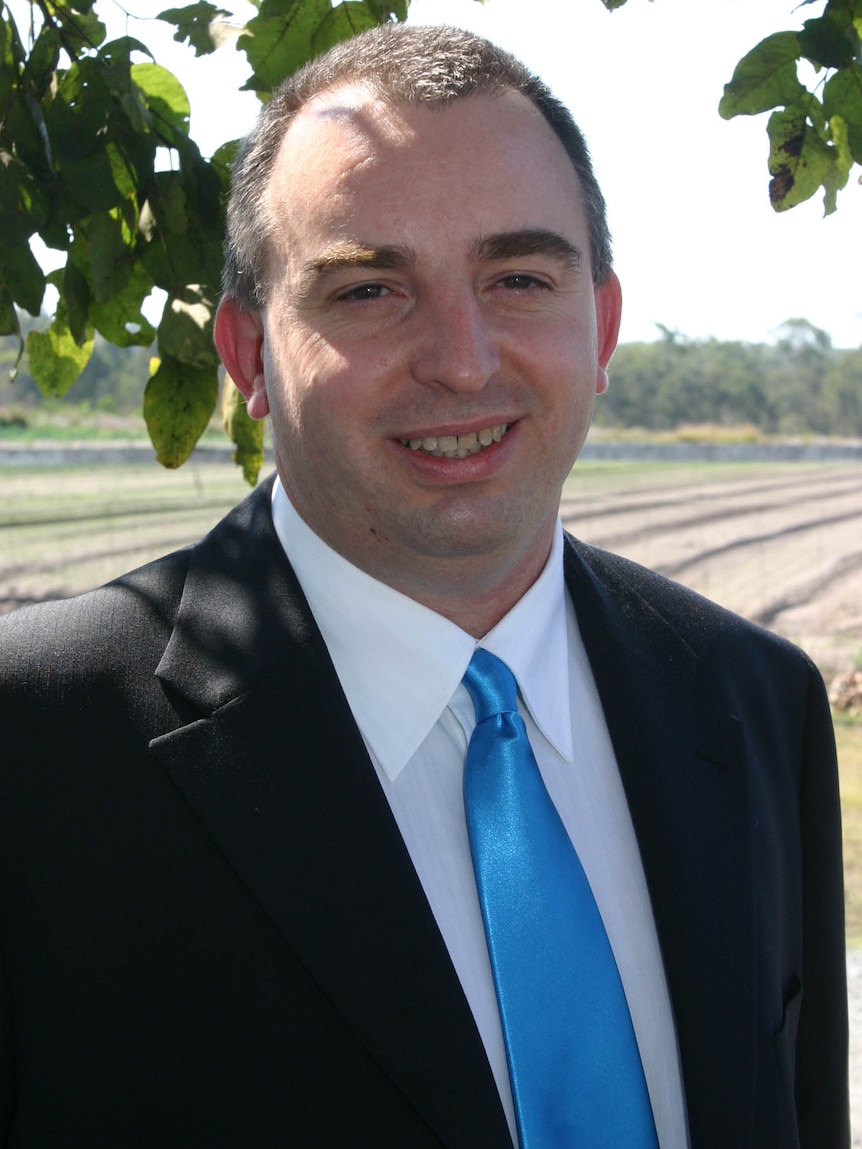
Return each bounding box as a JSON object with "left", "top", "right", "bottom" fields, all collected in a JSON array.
[{"left": 0, "top": 477, "right": 848, "bottom": 1147}]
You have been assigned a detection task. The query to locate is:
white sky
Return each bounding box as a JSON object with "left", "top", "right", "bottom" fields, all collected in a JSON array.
[{"left": 14, "top": 0, "right": 862, "bottom": 347}]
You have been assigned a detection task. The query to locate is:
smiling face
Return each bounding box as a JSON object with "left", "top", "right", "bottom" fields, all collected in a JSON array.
[{"left": 215, "top": 87, "right": 621, "bottom": 633}]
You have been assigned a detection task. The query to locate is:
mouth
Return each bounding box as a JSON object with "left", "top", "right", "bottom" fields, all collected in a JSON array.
[{"left": 397, "top": 423, "right": 510, "bottom": 459}]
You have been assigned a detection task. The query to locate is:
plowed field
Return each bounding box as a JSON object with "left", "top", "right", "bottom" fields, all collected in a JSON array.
[
  {"left": 2, "top": 458, "right": 860, "bottom": 679},
  {"left": 561, "top": 460, "right": 862, "bottom": 681}
]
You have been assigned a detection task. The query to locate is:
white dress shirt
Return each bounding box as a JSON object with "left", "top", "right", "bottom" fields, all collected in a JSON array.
[{"left": 271, "top": 477, "right": 689, "bottom": 1148}]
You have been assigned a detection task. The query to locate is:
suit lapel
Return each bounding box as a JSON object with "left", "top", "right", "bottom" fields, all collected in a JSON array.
[
  {"left": 150, "top": 481, "right": 512, "bottom": 1149},
  {"left": 564, "top": 537, "right": 756, "bottom": 1149}
]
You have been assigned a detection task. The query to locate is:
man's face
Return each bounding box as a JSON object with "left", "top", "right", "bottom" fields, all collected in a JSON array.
[{"left": 225, "top": 87, "right": 620, "bottom": 616}]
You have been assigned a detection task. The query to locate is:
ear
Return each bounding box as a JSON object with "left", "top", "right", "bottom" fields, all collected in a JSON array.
[
  {"left": 213, "top": 296, "right": 270, "bottom": 420},
  {"left": 594, "top": 272, "right": 622, "bottom": 396}
]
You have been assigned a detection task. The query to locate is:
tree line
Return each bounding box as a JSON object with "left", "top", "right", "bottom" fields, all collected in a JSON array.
[
  {"left": 2, "top": 317, "right": 860, "bottom": 439},
  {"left": 598, "top": 320, "right": 862, "bottom": 437}
]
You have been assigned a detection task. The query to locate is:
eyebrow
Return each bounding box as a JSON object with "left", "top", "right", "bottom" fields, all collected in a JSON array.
[
  {"left": 474, "top": 229, "right": 583, "bottom": 271},
  {"left": 294, "top": 228, "right": 583, "bottom": 297},
  {"left": 296, "top": 242, "right": 413, "bottom": 295}
]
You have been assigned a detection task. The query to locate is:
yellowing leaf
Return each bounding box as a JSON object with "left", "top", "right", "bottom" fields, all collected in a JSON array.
[
  {"left": 221, "top": 374, "right": 265, "bottom": 485},
  {"left": 157, "top": 285, "right": 220, "bottom": 368},
  {"left": 26, "top": 308, "right": 94, "bottom": 398},
  {"left": 767, "top": 107, "right": 833, "bottom": 210},
  {"left": 144, "top": 356, "right": 218, "bottom": 467}
]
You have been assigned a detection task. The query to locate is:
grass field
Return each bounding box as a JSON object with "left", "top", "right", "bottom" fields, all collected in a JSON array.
[{"left": 2, "top": 456, "right": 861, "bottom": 941}]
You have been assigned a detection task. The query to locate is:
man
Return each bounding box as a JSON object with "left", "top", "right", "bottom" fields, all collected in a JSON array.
[{"left": 0, "top": 23, "right": 848, "bottom": 1148}]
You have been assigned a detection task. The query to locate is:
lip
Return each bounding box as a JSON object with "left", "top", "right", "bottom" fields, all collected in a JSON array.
[
  {"left": 389, "top": 419, "right": 519, "bottom": 482},
  {"left": 393, "top": 416, "right": 516, "bottom": 441}
]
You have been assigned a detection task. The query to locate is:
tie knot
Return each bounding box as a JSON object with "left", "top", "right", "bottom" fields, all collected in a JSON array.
[{"left": 463, "top": 649, "right": 519, "bottom": 723}]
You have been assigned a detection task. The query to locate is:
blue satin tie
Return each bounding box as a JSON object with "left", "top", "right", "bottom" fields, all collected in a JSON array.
[{"left": 463, "top": 648, "right": 659, "bottom": 1149}]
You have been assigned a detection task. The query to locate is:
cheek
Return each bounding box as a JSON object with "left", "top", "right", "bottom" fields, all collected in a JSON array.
[{"left": 264, "top": 333, "right": 334, "bottom": 428}]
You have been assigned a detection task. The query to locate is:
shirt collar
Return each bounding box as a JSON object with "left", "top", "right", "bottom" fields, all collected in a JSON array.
[{"left": 271, "top": 477, "right": 573, "bottom": 780}]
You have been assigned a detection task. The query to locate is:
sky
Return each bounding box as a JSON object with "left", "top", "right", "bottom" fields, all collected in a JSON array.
[{"left": 14, "top": 0, "right": 862, "bottom": 348}]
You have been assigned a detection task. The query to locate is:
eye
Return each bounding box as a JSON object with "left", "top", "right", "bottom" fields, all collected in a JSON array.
[
  {"left": 496, "top": 273, "right": 549, "bottom": 291},
  {"left": 336, "top": 282, "right": 392, "bottom": 302}
]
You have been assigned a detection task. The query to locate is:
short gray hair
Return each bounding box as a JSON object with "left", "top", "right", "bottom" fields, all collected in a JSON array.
[{"left": 222, "top": 23, "right": 613, "bottom": 309}]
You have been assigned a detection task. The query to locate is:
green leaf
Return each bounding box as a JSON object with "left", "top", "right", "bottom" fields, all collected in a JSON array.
[
  {"left": 176, "top": 137, "right": 222, "bottom": 227},
  {"left": 0, "top": 152, "right": 49, "bottom": 243},
  {"left": 89, "top": 261, "right": 156, "bottom": 347},
  {"left": 139, "top": 165, "right": 224, "bottom": 292},
  {"left": 38, "top": 184, "right": 83, "bottom": 251},
  {"left": 798, "top": 13, "right": 856, "bottom": 69},
  {"left": 59, "top": 0, "right": 97, "bottom": 14},
  {"left": 144, "top": 356, "right": 219, "bottom": 467},
  {"left": 48, "top": 58, "right": 112, "bottom": 162},
  {"left": 221, "top": 374, "right": 265, "bottom": 485},
  {"left": 0, "top": 242, "right": 45, "bottom": 316},
  {"left": 0, "top": 18, "right": 18, "bottom": 116},
  {"left": 23, "top": 26, "right": 61, "bottom": 98},
  {"left": 85, "top": 210, "right": 135, "bottom": 303},
  {"left": 824, "top": 64, "right": 862, "bottom": 162},
  {"left": 3, "top": 89, "right": 54, "bottom": 181},
  {"left": 63, "top": 258, "right": 91, "bottom": 345},
  {"left": 767, "top": 106, "right": 834, "bottom": 210},
  {"left": 823, "top": 114, "right": 853, "bottom": 212},
  {"left": 0, "top": 287, "right": 20, "bottom": 339},
  {"left": 311, "top": 3, "right": 381, "bottom": 57},
  {"left": 131, "top": 62, "right": 191, "bottom": 133},
  {"left": 48, "top": 2, "right": 107, "bottom": 54},
  {"left": 96, "top": 37, "right": 154, "bottom": 108},
  {"left": 239, "top": 0, "right": 332, "bottom": 93},
  {"left": 157, "top": 285, "right": 220, "bottom": 368},
  {"left": 27, "top": 305, "right": 94, "bottom": 398},
  {"left": 210, "top": 138, "right": 240, "bottom": 188},
  {"left": 60, "top": 137, "right": 138, "bottom": 211},
  {"left": 158, "top": 3, "right": 231, "bottom": 57},
  {"left": 719, "top": 32, "right": 806, "bottom": 119}
]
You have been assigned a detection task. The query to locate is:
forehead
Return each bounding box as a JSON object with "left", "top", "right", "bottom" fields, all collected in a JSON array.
[{"left": 263, "top": 85, "right": 588, "bottom": 262}]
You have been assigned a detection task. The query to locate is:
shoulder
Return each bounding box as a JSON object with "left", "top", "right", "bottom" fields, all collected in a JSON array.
[
  {"left": 563, "top": 533, "right": 825, "bottom": 708},
  {"left": 0, "top": 546, "right": 191, "bottom": 686},
  {"left": 0, "top": 475, "right": 278, "bottom": 685},
  {"left": 565, "top": 531, "right": 795, "bottom": 649}
]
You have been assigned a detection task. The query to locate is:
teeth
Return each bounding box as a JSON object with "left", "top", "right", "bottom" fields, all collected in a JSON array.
[{"left": 400, "top": 424, "right": 509, "bottom": 457}]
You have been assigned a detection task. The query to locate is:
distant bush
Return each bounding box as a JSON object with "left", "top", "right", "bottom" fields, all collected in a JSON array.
[
  {"left": 598, "top": 320, "right": 862, "bottom": 438},
  {"left": 0, "top": 408, "right": 29, "bottom": 429}
]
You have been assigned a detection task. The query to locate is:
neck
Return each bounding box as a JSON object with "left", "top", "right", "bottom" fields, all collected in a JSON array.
[{"left": 367, "top": 534, "right": 555, "bottom": 638}]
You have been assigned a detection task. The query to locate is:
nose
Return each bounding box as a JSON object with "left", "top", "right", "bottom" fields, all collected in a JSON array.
[{"left": 409, "top": 291, "right": 501, "bottom": 393}]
